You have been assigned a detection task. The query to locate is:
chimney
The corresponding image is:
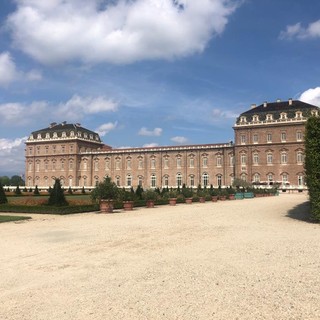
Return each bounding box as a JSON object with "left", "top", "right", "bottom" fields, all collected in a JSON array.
[
  {"left": 288, "top": 98, "right": 293, "bottom": 105},
  {"left": 49, "top": 122, "right": 57, "bottom": 128},
  {"left": 276, "top": 99, "right": 281, "bottom": 103},
  {"left": 263, "top": 101, "right": 267, "bottom": 107},
  {"left": 62, "top": 121, "right": 67, "bottom": 125},
  {"left": 251, "top": 104, "right": 256, "bottom": 109}
]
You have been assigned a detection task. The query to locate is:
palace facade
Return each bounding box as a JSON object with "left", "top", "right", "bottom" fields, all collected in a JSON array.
[{"left": 25, "top": 99, "right": 319, "bottom": 190}]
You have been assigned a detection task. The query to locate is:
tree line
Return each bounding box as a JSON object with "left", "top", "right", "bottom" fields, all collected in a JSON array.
[{"left": 0, "top": 175, "right": 25, "bottom": 186}]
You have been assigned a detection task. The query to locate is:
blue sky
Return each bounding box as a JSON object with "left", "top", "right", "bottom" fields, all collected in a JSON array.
[{"left": 0, "top": 0, "right": 320, "bottom": 176}]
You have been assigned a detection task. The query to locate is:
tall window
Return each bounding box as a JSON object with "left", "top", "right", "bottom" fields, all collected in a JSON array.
[
  {"left": 94, "top": 160, "right": 99, "bottom": 171},
  {"left": 116, "top": 159, "right": 120, "bottom": 170},
  {"left": 253, "top": 134, "right": 258, "bottom": 144},
  {"left": 298, "top": 175, "right": 304, "bottom": 186},
  {"left": 176, "top": 173, "right": 182, "bottom": 187},
  {"left": 282, "top": 173, "right": 288, "bottom": 185},
  {"left": 116, "top": 176, "right": 120, "bottom": 187},
  {"left": 176, "top": 157, "right": 182, "bottom": 169},
  {"left": 105, "top": 159, "right": 110, "bottom": 170},
  {"left": 138, "top": 159, "right": 143, "bottom": 169},
  {"left": 138, "top": 176, "right": 143, "bottom": 187},
  {"left": 189, "top": 158, "right": 194, "bottom": 168},
  {"left": 164, "top": 175, "right": 169, "bottom": 187},
  {"left": 296, "top": 131, "right": 303, "bottom": 141},
  {"left": 217, "top": 175, "right": 222, "bottom": 187},
  {"left": 267, "top": 173, "right": 273, "bottom": 184},
  {"left": 61, "top": 160, "right": 65, "bottom": 170},
  {"left": 241, "top": 154, "right": 246, "bottom": 165},
  {"left": 126, "top": 174, "right": 132, "bottom": 187},
  {"left": 151, "top": 158, "right": 156, "bottom": 169},
  {"left": 253, "top": 173, "right": 260, "bottom": 183},
  {"left": 297, "top": 152, "right": 304, "bottom": 164},
  {"left": 267, "top": 133, "right": 272, "bottom": 143},
  {"left": 151, "top": 174, "right": 156, "bottom": 187},
  {"left": 216, "top": 156, "right": 222, "bottom": 167},
  {"left": 229, "top": 155, "right": 234, "bottom": 166},
  {"left": 164, "top": 158, "right": 169, "bottom": 169},
  {"left": 240, "top": 135, "right": 246, "bottom": 144},
  {"left": 83, "top": 160, "right": 87, "bottom": 171},
  {"left": 281, "top": 132, "right": 286, "bottom": 142},
  {"left": 126, "top": 159, "right": 131, "bottom": 170},
  {"left": 202, "top": 173, "right": 209, "bottom": 187},
  {"left": 267, "top": 153, "right": 273, "bottom": 164},
  {"left": 36, "top": 162, "right": 40, "bottom": 172},
  {"left": 202, "top": 157, "right": 208, "bottom": 168},
  {"left": 253, "top": 153, "right": 259, "bottom": 165},
  {"left": 281, "top": 152, "right": 287, "bottom": 164},
  {"left": 189, "top": 175, "right": 195, "bottom": 187},
  {"left": 69, "top": 160, "right": 73, "bottom": 170}
]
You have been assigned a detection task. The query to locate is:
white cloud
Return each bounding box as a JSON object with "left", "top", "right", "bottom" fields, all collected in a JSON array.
[
  {"left": 212, "top": 108, "right": 238, "bottom": 120},
  {"left": 280, "top": 20, "right": 320, "bottom": 40},
  {"left": 0, "top": 52, "right": 18, "bottom": 86},
  {"left": 26, "top": 69, "right": 43, "bottom": 81},
  {"left": 0, "top": 137, "right": 27, "bottom": 175},
  {"left": 56, "top": 95, "right": 119, "bottom": 120},
  {"left": 299, "top": 87, "right": 320, "bottom": 106},
  {"left": 138, "top": 127, "right": 163, "bottom": 136},
  {"left": 95, "top": 122, "right": 118, "bottom": 136},
  {"left": 143, "top": 143, "right": 159, "bottom": 148},
  {"left": 7, "top": 0, "right": 238, "bottom": 65},
  {"left": 171, "top": 136, "right": 188, "bottom": 144},
  {"left": 0, "top": 95, "right": 119, "bottom": 126}
]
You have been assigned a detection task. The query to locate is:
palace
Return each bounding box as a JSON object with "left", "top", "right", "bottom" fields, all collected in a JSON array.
[{"left": 25, "top": 99, "right": 319, "bottom": 190}]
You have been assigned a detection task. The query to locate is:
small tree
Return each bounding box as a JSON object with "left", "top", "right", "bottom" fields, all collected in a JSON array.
[
  {"left": 0, "top": 183, "right": 8, "bottom": 204},
  {"left": 81, "top": 186, "right": 86, "bottom": 194},
  {"left": 91, "top": 176, "right": 119, "bottom": 202},
  {"left": 48, "top": 179, "right": 68, "bottom": 206},
  {"left": 68, "top": 186, "right": 73, "bottom": 195},
  {"left": 305, "top": 116, "right": 320, "bottom": 221},
  {"left": 33, "top": 185, "right": 40, "bottom": 195},
  {"left": 15, "top": 185, "right": 22, "bottom": 196}
]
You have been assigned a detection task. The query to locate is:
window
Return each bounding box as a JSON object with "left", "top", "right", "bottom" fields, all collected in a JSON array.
[
  {"left": 164, "top": 158, "right": 169, "bottom": 169},
  {"left": 45, "top": 162, "right": 48, "bottom": 171},
  {"left": 37, "top": 133, "right": 42, "bottom": 139},
  {"left": 253, "top": 134, "right": 258, "bottom": 144},
  {"left": 164, "top": 175, "right": 169, "bottom": 187},
  {"left": 282, "top": 173, "right": 288, "bottom": 185},
  {"left": 240, "top": 135, "right": 246, "bottom": 144},
  {"left": 217, "top": 175, "right": 222, "bottom": 187},
  {"left": 229, "top": 155, "right": 234, "bottom": 166},
  {"left": 45, "top": 146, "right": 49, "bottom": 154},
  {"left": 253, "top": 115, "right": 259, "bottom": 122},
  {"left": 70, "top": 131, "right": 75, "bottom": 137},
  {"left": 94, "top": 160, "right": 99, "bottom": 171},
  {"left": 266, "top": 114, "right": 273, "bottom": 121},
  {"left": 46, "top": 133, "right": 50, "bottom": 139},
  {"left": 267, "top": 173, "right": 273, "bottom": 183},
  {"left": 53, "top": 146, "right": 56, "bottom": 154},
  {"left": 37, "top": 146, "right": 40, "bottom": 154},
  {"left": 253, "top": 173, "right": 260, "bottom": 183},
  {"left": 29, "top": 147, "right": 32, "bottom": 155},
  {"left": 105, "top": 159, "right": 110, "bottom": 170},
  {"left": 69, "top": 177, "right": 73, "bottom": 187},
  {"left": 296, "top": 131, "right": 303, "bottom": 141},
  {"left": 151, "top": 158, "right": 156, "bottom": 169},
  {"left": 241, "top": 173, "right": 247, "bottom": 182},
  {"left": 216, "top": 155, "right": 222, "bottom": 167},
  {"left": 61, "top": 160, "right": 65, "bottom": 170},
  {"left": 280, "top": 113, "right": 287, "bottom": 120},
  {"left": 176, "top": 157, "right": 182, "bottom": 169},
  {"left": 267, "top": 133, "right": 272, "bottom": 143},
  {"left": 116, "top": 159, "right": 120, "bottom": 170},
  {"left": 253, "top": 153, "right": 259, "bottom": 165},
  {"left": 126, "top": 175, "right": 132, "bottom": 187},
  {"left": 52, "top": 161, "right": 56, "bottom": 171},
  {"left": 202, "top": 173, "right": 209, "bottom": 187},
  {"left": 281, "top": 132, "right": 286, "bottom": 142},
  {"left": 176, "top": 173, "right": 182, "bottom": 187},
  {"left": 189, "top": 175, "right": 195, "bottom": 187},
  {"left": 267, "top": 153, "right": 273, "bottom": 164},
  {"left": 281, "top": 152, "right": 287, "bottom": 164},
  {"left": 297, "top": 152, "right": 304, "bottom": 164},
  {"left": 202, "top": 157, "right": 208, "bottom": 168},
  {"left": 240, "top": 154, "right": 247, "bottom": 165},
  {"left": 69, "top": 161, "right": 73, "bottom": 170},
  {"left": 61, "top": 146, "right": 65, "bottom": 153},
  {"left": 70, "top": 145, "right": 74, "bottom": 153},
  {"left": 151, "top": 174, "right": 156, "bottom": 188},
  {"left": 298, "top": 175, "right": 304, "bottom": 186},
  {"left": 116, "top": 176, "right": 120, "bottom": 187},
  {"left": 138, "top": 176, "right": 143, "bottom": 187},
  {"left": 83, "top": 160, "right": 87, "bottom": 171},
  {"left": 295, "top": 111, "right": 302, "bottom": 118},
  {"left": 240, "top": 116, "right": 246, "bottom": 123},
  {"left": 83, "top": 176, "right": 87, "bottom": 187},
  {"left": 62, "top": 132, "right": 66, "bottom": 138},
  {"left": 36, "top": 162, "right": 40, "bottom": 172},
  {"left": 126, "top": 159, "right": 131, "bottom": 170},
  {"left": 189, "top": 158, "right": 194, "bottom": 168},
  {"left": 138, "top": 158, "right": 143, "bottom": 169},
  {"left": 53, "top": 132, "right": 58, "bottom": 138}
]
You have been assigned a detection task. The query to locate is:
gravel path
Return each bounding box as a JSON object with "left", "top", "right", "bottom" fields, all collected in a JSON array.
[{"left": 1, "top": 193, "right": 319, "bottom": 320}]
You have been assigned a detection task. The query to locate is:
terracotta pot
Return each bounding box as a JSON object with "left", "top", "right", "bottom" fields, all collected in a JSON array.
[
  {"left": 99, "top": 199, "right": 114, "bottom": 213},
  {"left": 123, "top": 201, "right": 134, "bottom": 211},
  {"left": 169, "top": 198, "right": 177, "bottom": 206},
  {"left": 185, "top": 197, "right": 193, "bottom": 204},
  {"left": 199, "top": 197, "right": 206, "bottom": 203},
  {"left": 219, "top": 196, "right": 227, "bottom": 201},
  {"left": 228, "top": 194, "right": 235, "bottom": 200},
  {"left": 146, "top": 200, "right": 155, "bottom": 208},
  {"left": 211, "top": 196, "right": 218, "bottom": 202}
]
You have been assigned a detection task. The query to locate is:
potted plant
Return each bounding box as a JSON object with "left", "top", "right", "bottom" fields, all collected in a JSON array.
[
  {"left": 121, "top": 189, "right": 136, "bottom": 211},
  {"left": 182, "top": 187, "right": 194, "bottom": 204},
  {"left": 227, "top": 187, "right": 236, "bottom": 200},
  {"left": 210, "top": 188, "right": 218, "bottom": 202},
  {"left": 218, "top": 189, "right": 228, "bottom": 201},
  {"left": 91, "top": 176, "right": 119, "bottom": 213},
  {"left": 143, "top": 189, "right": 158, "bottom": 208},
  {"left": 168, "top": 189, "right": 178, "bottom": 206}
]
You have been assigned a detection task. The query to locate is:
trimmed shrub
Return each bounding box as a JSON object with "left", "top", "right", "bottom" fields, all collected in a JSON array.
[
  {"left": 48, "top": 179, "right": 68, "bottom": 206},
  {"left": 305, "top": 116, "right": 320, "bottom": 222},
  {"left": 0, "top": 183, "right": 8, "bottom": 204},
  {"left": 33, "top": 185, "right": 40, "bottom": 195},
  {"left": 15, "top": 186, "right": 22, "bottom": 196}
]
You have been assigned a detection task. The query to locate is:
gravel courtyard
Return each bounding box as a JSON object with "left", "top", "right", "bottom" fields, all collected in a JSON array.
[{"left": 1, "top": 193, "right": 319, "bottom": 320}]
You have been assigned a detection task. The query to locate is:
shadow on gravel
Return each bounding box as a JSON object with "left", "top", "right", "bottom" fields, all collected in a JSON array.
[{"left": 286, "top": 201, "right": 312, "bottom": 223}]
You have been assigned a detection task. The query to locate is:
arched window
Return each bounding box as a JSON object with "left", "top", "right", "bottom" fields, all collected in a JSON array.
[
  {"left": 281, "top": 152, "right": 287, "bottom": 164},
  {"left": 163, "top": 175, "right": 169, "bottom": 187},
  {"left": 253, "top": 173, "right": 260, "bottom": 183},
  {"left": 151, "top": 158, "right": 156, "bottom": 169},
  {"left": 297, "top": 174, "right": 304, "bottom": 186},
  {"left": 126, "top": 174, "right": 132, "bottom": 187},
  {"left": 151, "top": 174, "right": 156, "bottom": 188},
  {"left": 176, "top": 173, "right": 182, "bottom": 187},
  {"left": 176, "top": 157, "right": 182, "bottom": 169},
  {"left": 297, "top": 151, "right": 304, "bottom": 164},
  {"left": 216, "top": 174, "right": 222, "bottom": 187},
  {"left": 116, "top": 176, "right": 121, "bottom": 187},
  {"left": 189, "top": 175, "right": 195, "bottom": 187},
  {"left": 202, "top": 173, "right": 209, "bottom": 187}
]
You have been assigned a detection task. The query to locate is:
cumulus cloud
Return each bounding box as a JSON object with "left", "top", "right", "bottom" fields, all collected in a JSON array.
[
  {"left": 138, "top": 127, "right": 163, "bottom": 136},
  {"left": 56, "top": 95, "right": 118, "bottom": 120},
  {"left": 212, "top": 108, "right": 237, "bottom": 120},
  {"left": 0, "top": 51, "right": 42, "bottom": 86},
  {"left": 95, "top": 122, "right": 118, "bottom": 136},
  {"left": 6, "top": 0, "right": 238, "bottom": 65},
  {"left": 0, "top": 95, "right": 119, "bottom": 126},
  {"left": 171, "top": 136, "right": 188, "bottom": 144},
  {"left": 280, "top": 20, "right": 320, "bottom": 40},
  {"left": 0, "top": 137, "right": 27, "bottom": 175},
  {"left": 143, "top": 142, "right": 159, "bottom": 148},
  {"left": 0, "top": 52, "right": 18, "bottom": 86},
  {"left": 299, "top": 87, "right": 320, "bottom": 106}
]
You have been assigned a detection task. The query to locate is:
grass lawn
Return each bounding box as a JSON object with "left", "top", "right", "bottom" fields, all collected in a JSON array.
[{"left": 0, "top": 215, "right": 31, "bottom": 223}]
